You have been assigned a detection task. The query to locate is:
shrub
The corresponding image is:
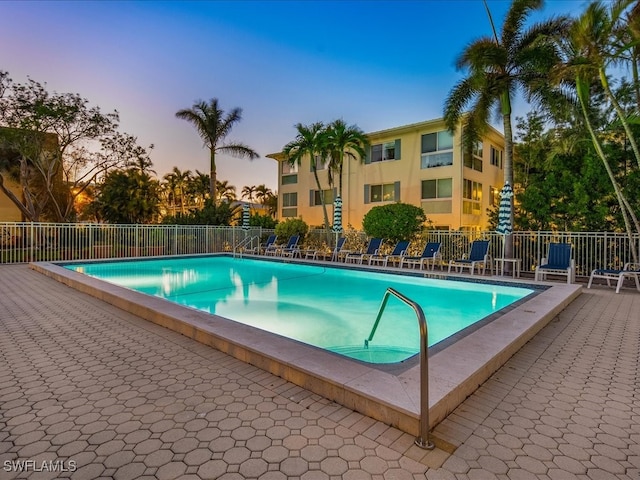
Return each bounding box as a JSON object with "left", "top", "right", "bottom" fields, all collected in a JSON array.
[
  {"left": 250, "top": 213, "right": 278, "bottom": 229},
  {"left": 362, "top": 203, "right": 427, "bottom": 243},
  {"left": 275, "top": 218, "right": 309, "bottom": 242}
]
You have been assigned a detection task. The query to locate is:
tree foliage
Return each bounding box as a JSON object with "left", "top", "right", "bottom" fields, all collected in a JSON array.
[
  {"left": 94, "top": 168, "right": 160, "bottom": 224},
  {"left": 274, "top": 217, "right": 309, "bottom": 241},
  {"left": 362, "top": 203, "right": 426, "bottom": 243}
]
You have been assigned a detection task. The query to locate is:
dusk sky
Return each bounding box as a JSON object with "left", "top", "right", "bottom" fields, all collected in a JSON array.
[{"left": 1, "top": 0, "right": 585, "bottom": 193}]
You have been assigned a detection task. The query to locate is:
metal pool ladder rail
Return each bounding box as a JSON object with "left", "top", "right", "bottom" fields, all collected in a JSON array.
[
  {"left": 365, "top": 287, "right": 434, "bottom": 450},
  {"left": 233, "top": 235, "right": 259, "bottom": 258}
]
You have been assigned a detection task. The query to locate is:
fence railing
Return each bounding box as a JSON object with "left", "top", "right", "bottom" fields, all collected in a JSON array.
[{"left": 2, "top": 222, "right": 639, "bottom": 279}]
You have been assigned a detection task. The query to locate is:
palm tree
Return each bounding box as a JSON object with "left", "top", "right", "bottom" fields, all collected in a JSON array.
[
  {"left": 549, "top": 3, "right": 640, "bottom": 260},
  {"left": 163, "top": 167, "right": 192, "bottom": 215},
  {"left": 323, "top": 119, "right": 368, "bottom": 198},
  {"left": 444, "top": 0, "right": 569, "bottom": 259},
  {"left": 241, "top": 185, "right": 257, "bottom": 204},
  {"left": 216, "top": 179, "right": 237, "bottom": 202},
  {"left": 283, "top": 122, "right": 330, "bottom": 230},
  {"left": 254, "top": 184, "right": 273, "bottom": 204},
  {"left": 175, "top": 98, "right": 259, "bottom": 201},
  {"left": 191, "top": 170, "right": 210, "bottom": 208}
]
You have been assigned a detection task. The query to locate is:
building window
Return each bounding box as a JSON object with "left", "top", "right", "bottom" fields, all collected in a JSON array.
[
  {"left": 282, "top": 192, "right": 297, "bottom": 207},
  {"left": 490, "top": 186, "right": 500, "bottom": 207},
  {"left": 463, "top": 179, "right": 482, "bottom": 215},
  {"left": 421, "top": 178, "right": 452, "bottom": 199},
  {"left": 310, "top": 189, "right": 333, "bottom": 206},
  {"left": 281, "top": 162, "right": 298, "bottom": 185},
  {"left": 365, "top": 183, "right": 397, "bottom": 203},
  {"left": 369, "top": 140, "right": 400, "bottom": 163},
  {"left": 490, "top": 146, "right": 503, "bottom": 168},
  {"left": 282, "top": 192, "right": 298, "bottom": 217},
  {"left": 311, "top": 154, "right": 328, "bottom": 171},
  {"left": 421, "top": 131, "right": 453, "bottom": 168},
  {"left": 464, "top": 140, "right": 483, "bottom": 172}
]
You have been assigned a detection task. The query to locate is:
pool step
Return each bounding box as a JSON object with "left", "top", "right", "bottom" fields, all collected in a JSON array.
[{"left": 327, "top": 344, "right": 417, "bottom": 364}]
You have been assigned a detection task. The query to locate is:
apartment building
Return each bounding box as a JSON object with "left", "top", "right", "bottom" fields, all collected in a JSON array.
[{"left": 269, "top": 118, "right": 505, "bottom": 231}]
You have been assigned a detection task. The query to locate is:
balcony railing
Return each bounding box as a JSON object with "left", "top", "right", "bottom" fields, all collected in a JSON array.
[{"left": 2, "top": 222, "right": 639, "bottom": 279}]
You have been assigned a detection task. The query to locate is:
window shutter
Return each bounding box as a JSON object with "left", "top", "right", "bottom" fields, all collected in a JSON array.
[
  {"left": 309, "top": 190, "right": 315, "bottom": 206},
  {"left": 394, "top": 181, "right": 400, "bottom": 202},
  {"left": 364, "top": 146, "right": 371, "bottom": 164},
  {"left": 364, "top": 184, "right": 370, "bottom": 204},
  {"left": 395, "top": 139, "right": 401, "bottom": 160}
]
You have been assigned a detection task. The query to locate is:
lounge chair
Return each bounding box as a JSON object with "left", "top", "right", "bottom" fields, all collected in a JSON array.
[
  {"left": 263, "top": 235, "right": 281, "bottom": 255},
  {"left": 534, "top": 242, "right": 575, "bottom": 284},
  {"left": 448, "top": 240, "right": 491, "bottom": 275},
  {"left": 344, "top": 238, "right": 383, "bottom": 264},
  {"left": 401, "top": 242, "right": 442, "bottom": 270},
  {"left": 587, "top": 262, "right": 640, "bottom": 293},
  {"left": 279, "top": 235, "right": 301, "bottom": 257},
  {"left": 369, "top": 240, "right": 410, "bottom": 267},
  {"left": 247, "top": 234, "right": 276, "bottom": 254},
  {"left": 330, "top": 237, "right": 347, "bottom": 261}
]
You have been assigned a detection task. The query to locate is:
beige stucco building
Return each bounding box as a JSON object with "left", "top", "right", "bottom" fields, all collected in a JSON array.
[{"left": 269, "top": 118, "right": 506, "bottom": 231}]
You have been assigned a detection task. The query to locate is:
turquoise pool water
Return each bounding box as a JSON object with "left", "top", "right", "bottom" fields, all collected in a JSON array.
[{"left": 66, "top": 256, "right": 534, "bottom": 363}]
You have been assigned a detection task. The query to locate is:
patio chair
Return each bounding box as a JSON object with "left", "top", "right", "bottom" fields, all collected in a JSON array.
[
  {"left": 344, "top": 238, "right": 383, "bottom": 264},
  {"left": 263, "top": 235, "right": 281, "bottom": 255},
  {"left": 279, "top": 235, "right": 301, "bottom": 257},
  {"left": 400, "top": 242, "right": 442, "bottom": 270},
  {"left": 369, "top": 240, "right": 410, "bottom": 267},
  {"left": 534, "top": 242, "right": 575, "bottom": 284},
  {"left": 247, "top": 234, "right": 276, "bottom": 255},
  {"left": 448, "top": 240, "right": 491, "bottom": 275},
  {"left": 587, "top": 262, "right": 640, "bottom": 293},
  {"left": 330, "top": 237, "right": 348, "bottom": 261}
]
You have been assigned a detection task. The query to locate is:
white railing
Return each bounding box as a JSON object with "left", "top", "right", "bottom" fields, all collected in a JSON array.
[
  {"left": 2, "top": 222, "right": 639, "bottom": 279},
  {"left": 0, "top": 222, "right": 263, "bottom": 264}
]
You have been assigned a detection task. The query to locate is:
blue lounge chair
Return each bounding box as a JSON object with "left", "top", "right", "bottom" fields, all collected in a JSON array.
[
  {"left": 401, "top": 242, "right": 442, "bottom": 270},
  {"left": 369, "top": 240, "right": 410, "bottom": 267},
  {"left": 279, "top": 235, "right": 301, "bottom": 257},
  {"left": 587, "top": 262, "right": 640, "bottom": 293},
  {"left": 448, "top": 240, "right": 491, "bottom": 275},
  {"left": 249, "top": 234, "right": 276, "bottom": 254},
  {"left": 534, "top": 242, "right": 574, "bottom": 284},
  {"left": 345, "top": 238, "right": 383, "bottom": 264},
  {"left": 330, "top": 237, "right": 347, "bottom": 261},
  {"left": 263, "top": 235, "right": 281, "bottom": 255}
]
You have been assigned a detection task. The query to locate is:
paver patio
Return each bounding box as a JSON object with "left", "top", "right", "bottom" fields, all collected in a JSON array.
[{"left": 0, "top": 264, "right": 638, "bottom": 479}]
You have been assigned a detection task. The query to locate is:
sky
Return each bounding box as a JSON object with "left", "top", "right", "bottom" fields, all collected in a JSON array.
[{"left": 1, "top": 0, "right": 587, "bottom": 193}]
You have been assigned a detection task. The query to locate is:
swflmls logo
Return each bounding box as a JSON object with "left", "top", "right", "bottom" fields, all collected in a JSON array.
[{"left": 3, "top": 460, "right": 77, "bottom": 472}]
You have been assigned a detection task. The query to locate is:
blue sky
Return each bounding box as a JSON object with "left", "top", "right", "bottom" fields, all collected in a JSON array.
[{"left": 1, "top": 0, "right": 586, "bottom": 192}]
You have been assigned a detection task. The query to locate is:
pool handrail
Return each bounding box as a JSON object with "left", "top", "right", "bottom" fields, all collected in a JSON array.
[
  {"left": 233, "top": 235, "right": 260, "bottom": 258},
  {"left": 365, "top": 287, "right": 434, "bottom": 450}
]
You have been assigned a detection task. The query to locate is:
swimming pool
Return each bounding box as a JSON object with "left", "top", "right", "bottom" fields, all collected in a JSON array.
[{"left": 65, "top": 256, "right": 534, "bottom": 363}]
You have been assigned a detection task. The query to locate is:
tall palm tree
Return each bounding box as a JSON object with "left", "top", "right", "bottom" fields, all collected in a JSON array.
[
  {"left": 444, "top": 0, "right": 569, "bottom": 259},
  {"left": 283, "top": 122, "right": 330, "bottom": 230},
  {"left": 175, "top": 98, "right": 259, "bottom": 201},
  {"left": 323, "top": 119, "right": 368, "bottom": 198},
  {"left": 254, "top": 184, "right": 273, "bottom": 204},
  {"left": 549, "top": 3, "right": 640, "bottom": 260}
]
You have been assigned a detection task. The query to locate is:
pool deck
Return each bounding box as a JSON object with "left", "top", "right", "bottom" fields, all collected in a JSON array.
[{"left": 1, "top": 264, "right": 639, "bottom": 479}]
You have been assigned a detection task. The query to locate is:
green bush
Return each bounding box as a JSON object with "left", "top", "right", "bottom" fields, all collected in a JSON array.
[
  {"left": 362, "top": 203, "right": 427, "bottom": 243},
  {"left": 275, "top": 218, "right": 309, "bottom": 242},
  {"left": 250, "top": 213, "right": 278, "bottom": 229}
]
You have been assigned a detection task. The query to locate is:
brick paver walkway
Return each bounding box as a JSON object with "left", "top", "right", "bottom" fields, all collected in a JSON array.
[{"left": 1, "top": 265, "right": 639, "bottom": 479}]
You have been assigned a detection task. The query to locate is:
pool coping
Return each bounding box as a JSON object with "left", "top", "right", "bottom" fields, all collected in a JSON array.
[{"left": 31, "top": 256, "right": 582, "bottom": 440}]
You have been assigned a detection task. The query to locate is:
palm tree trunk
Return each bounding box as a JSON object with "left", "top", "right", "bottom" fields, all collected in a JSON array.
[
  {"left": 502, "top": 101, "right": 515, "bottom": 261},
  {"left": 312, "top": 167, "right": 330, "bottom": 230},
  {"left": 210, "top": 148, "right": 217, "bottom": 202}
]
